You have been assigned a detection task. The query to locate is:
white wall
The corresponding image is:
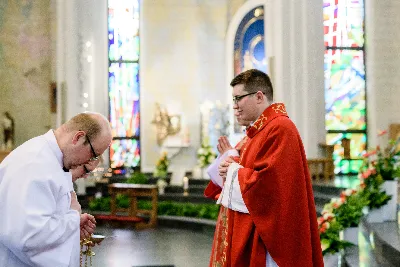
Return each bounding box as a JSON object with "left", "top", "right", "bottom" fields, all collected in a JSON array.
[{"left": 140, "top": 0, "right": 228, "bottom": 173}]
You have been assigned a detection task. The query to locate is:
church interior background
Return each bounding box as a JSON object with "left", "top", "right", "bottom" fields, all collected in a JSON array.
[{"left": 1, "top": 0, "right": 400, "bottom": 266}]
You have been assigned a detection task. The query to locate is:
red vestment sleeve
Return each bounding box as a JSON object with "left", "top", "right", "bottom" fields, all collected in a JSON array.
[
  {"left": 238, "top": 117, "right": 323, "bottom": 267},
  {"left": 204, "top": 181, "right": 221, "bottom": 200}
]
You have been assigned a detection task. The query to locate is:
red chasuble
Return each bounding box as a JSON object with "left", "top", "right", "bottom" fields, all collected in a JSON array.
[{"left": 206, "top": 103, "right": 323, "bottom": 267}]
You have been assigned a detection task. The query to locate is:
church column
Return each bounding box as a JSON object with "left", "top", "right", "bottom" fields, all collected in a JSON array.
[
  {"left": 55, "top": 0, "right": 65, "bottom": 127},
  {"left": 265, "top": 0, "right": 325, "bottom": 158},
  {"left": 55, "top": 0, "right": 80, "bottom": 123}
]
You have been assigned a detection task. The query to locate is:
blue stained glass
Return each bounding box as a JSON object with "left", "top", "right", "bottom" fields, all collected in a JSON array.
[
  {"left": 108, "top": 63, "right": 140, "bottom": 138},
  {"left": 108, "top": 0, "right": 140, "bottom": 61}
]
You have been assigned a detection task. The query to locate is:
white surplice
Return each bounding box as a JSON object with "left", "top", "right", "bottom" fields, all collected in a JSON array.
[{"left": 0, "top": 130, "right": 80, "bottom": 267}]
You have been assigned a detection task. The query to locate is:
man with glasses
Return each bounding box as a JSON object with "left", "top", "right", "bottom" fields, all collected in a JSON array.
[
  {"left": 0, "top": 112, "right": 112, "bottom": 267},
  {"left": 210, "top": 69, "right": 323, "bottom": 266}
]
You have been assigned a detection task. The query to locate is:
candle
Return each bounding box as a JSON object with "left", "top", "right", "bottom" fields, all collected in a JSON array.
[{"left": 183, "top": 176, "right": 189, "bottom": 190}]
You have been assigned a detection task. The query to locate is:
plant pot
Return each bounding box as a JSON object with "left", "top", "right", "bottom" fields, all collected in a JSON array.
[
  {"left": 382, "top": 180, "right": 398, "bottom": 221},
  {"left": 367, "top": 207, "right": 384, "bottom": 223},
  {"left": 341, "top": 226, "right": 359, "bottom": 245},
  {"left": 323, "top": 252, "right": 340, "bottom": 267},
  {"left": 157, "top": 180, "right": 167, "bottom": 195}
]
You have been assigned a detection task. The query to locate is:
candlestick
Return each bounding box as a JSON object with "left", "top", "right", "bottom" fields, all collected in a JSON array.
[{"left": 183, "top": 176, "right": 189, "bottom": 196}]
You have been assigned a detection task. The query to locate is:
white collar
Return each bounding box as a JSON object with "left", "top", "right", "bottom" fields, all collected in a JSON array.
[{"left": 43, "top": 130, "right": 64, "bottom": 169}]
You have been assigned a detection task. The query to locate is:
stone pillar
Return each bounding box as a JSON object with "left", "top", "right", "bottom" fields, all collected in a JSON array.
[
  {"left": 365, "top": 0, "right": 400, "bottom": 147},
  {"left": 264, "top": 0, "right": 325, "bottom": 157}
]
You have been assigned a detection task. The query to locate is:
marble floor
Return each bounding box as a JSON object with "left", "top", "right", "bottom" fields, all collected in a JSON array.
[{"left": 88, "top": 226, "right": 213, "bottom": 267}]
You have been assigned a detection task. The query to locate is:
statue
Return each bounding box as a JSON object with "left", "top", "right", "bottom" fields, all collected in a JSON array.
[
  {"left": 2, "top": 112, "right": 14, "bottom": 150},
  {"left": 151, "top": 103, "right": 181, "bottom": 146}
]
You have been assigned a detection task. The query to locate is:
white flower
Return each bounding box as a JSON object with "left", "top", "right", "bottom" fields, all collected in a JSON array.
[
  {"left": 344, "top": 189, "right": 354, "bottom": 196},
  {"left": 323, "top": 212, "right": 334, "bottom": 221},
  {"left": 198, "top": 148, "right": 205, "bottom": 155}
]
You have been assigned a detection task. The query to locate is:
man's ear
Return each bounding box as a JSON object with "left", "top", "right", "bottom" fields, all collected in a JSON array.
[
  {"left": 72, "top": 131, "right": 86, "bottom": 145},
  {"left": 256, "top": 91, "right": 264, "bottom": 102}
]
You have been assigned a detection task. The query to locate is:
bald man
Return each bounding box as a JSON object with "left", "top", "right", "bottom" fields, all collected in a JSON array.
[{"left": 0, "top": 112, "right": 112, "bottom": 267}]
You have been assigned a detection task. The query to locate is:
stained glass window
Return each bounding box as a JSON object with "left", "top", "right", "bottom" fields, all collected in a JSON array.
[
  {"left": 233, "top": 6, "right": 266, "bottom": 76},
  {"left": 323, "top": 0, "right": 364, "bottom": 47},
  {"left": 108, "top": 0, "right": 140, "bottom": 172},
  {"left": 323, "top": 0, "right": 366, "bottom": 174},
  {"left": 324, "top": 49, "right": 365, "bottom": 130}
]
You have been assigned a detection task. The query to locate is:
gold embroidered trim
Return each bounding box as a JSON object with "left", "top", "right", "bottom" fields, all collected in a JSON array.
[
  {"left": 272, "top": 104, "right": 287, "bottom": 114},
  {"left": 213, "top": 207, "right": 228, "bottom": 267}
]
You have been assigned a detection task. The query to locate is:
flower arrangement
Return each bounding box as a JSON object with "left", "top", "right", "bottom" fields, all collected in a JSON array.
[
  {"left": 197, "top": 137, "right": 216, "bottom": 168},
  {"left": 318, "top": 212, "right": 353, "bottom": 256},
  {"left": 358, "top": 130, "right": 400, "bottom": 209},
  {"left": 324, "top": 189, "right": 368, "bottom": 229},
  {"left": 318, "top": 130, "right": 400, "bottom": 255},
  {"left": 366, "top": 131, "right": 400, "bottom": 181},
  {"left": 154, "top": 151, "right": 170, "bottom": 179}
]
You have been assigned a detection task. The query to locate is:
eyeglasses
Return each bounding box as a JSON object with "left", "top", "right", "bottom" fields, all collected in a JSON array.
[
  {"left": 86, "top": 135, "right": 100, "bottom": 161},
  {"left": 232, "top": 92, "right": 257, "bottom": 104},
  {"left": 83, "top": 164, "right": 91, "bottom": 174}
]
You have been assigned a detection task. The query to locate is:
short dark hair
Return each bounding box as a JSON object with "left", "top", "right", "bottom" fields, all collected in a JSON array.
[{"left": 230, "top": 69, "right": 273, "bottom": 102}]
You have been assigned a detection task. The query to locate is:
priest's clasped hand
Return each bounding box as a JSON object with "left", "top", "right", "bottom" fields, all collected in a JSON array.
[
  {"left": 80, "top": 213, "right": 97, "bottom": 240},
  {"left": 217, "top": 136, "right": 233, "bottom": 155},
  {"left": 218, "top": 156, "right": 235, "bottom": 182}
]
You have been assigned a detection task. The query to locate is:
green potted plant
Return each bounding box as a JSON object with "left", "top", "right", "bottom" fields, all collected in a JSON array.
[
  {"left": 321, "top": 189, "right": 368, "bottom": 245},
  {"left": 154, "top": 152, "right": 169, "bottom": 194},
  {"left": 318, "top": 212, "right": 353, "bottom": 265},
  {"left": 126, "top": 172, "right": 148, "bottom": 184},
  {"left": 361, "top": 130, "right": 400, "bottom": 221}
]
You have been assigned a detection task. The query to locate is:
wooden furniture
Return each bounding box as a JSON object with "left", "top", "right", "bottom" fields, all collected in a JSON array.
[
  {"left": 307, "top": 158, "right": 334, "bottom": 181},
  {"left": 0, "top": 150, "right": 11, "bottom": 163},
  {"left": 108, "top": 183, "right": 158, "bottom": 229},
  {"left": 306, "top": 143, "right": 335, "bottom": 181}
]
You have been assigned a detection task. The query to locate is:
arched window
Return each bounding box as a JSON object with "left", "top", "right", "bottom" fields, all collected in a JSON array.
[
  {"left": 234, "top": 6, "right": 266, "bottom": 76},
  {"left": 108, "top": 0, "right": 140, "bottom": 174},
  {"left": 232, "top": 5, "right": 266, "bottom": 134},
  {"left": 323, "top": 0, "right": 366, "bottom": 174}
]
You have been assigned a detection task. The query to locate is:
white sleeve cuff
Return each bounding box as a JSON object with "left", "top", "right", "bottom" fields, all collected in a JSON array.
[
  {"left": 207, "top": 149, "right": 239, "bottom": 188},
  {"left": 217, "top": 162, "right": 249, "bottom": 214}
]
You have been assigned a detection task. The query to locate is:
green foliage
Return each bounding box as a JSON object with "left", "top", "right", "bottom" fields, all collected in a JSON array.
[
  {"left": 320, "top": 220, "right": 354, "bottom": 256},
  {"left": 126, "top": 172, "right": 148, "bottom": 184},
  {"left": 88, "top": 197, "right": 220, "bottom": 220},
  {"left": 197, "top": 137, "right": 216, "bottom": 168},
  {"left": 361, "top": 188, "right": 391, "bottom": 210},
  {"left": 154, "top": 152, "right": 169, "bottom": 179},
  {"left": 88, "top": 197, "right": 110, "bottom": 212},
  {"left": 116, "top": 194, "right": 130, "bottom": 208},
  {"left": 359, "top": 170, "right": 392, "bottom": 210},
  {"left": 374, "top": 138, "right": 400, "bottom": 181},
  {"left": 334, "top": 193, "right": 369, "bottom": 228}
]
